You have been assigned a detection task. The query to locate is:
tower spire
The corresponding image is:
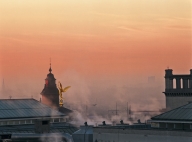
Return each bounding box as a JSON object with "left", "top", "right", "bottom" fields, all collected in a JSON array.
[{"left": 49, "top": 58, "right": 52, "bottom": 73}]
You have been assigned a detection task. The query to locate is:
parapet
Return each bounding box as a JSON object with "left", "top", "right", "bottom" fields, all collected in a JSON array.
[{"left": 164, "top": 69, "right": 192, "bottom": 91}]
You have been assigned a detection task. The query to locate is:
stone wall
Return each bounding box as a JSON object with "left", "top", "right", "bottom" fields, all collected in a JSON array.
[{"left": 166, "top": 96, "right": 192, "bottom": 110}]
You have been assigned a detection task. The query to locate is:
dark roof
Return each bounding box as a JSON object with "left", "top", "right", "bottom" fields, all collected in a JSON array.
[
  {"left": 0, "top": 99, "right": 65, "bottom": 119},
  {"left": 0, "top": 122, "right": 78, "bottom": 134},
  {"left": 151, "top": 103, "right": 192, "bottom": 121}
]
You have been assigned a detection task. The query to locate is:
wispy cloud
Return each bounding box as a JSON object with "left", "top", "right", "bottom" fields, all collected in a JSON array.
[
  {"left": 117, "top": 26, "right": 158, "bottom": 34},
  {"left": 173, "top": 17, "right": 192, "bottom": 21},
  {"left": 91, "top": 11, "right": 127, "bottom": 18},
  {"left": 166, "top": 25, "right": 191, "bottom": 30},
  {"left": 156, "top": 17, "right": 191, "bottom": 22},
  {"left": 68, "top": 33, "right": 97, "bottom": 37},
  {"left": 117, "top": 26, "right": 143, "bottom": 32}
]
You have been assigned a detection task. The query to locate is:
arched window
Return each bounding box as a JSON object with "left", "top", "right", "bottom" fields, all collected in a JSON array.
[
  {"left": 181, "top": 78, "right": 183, "bottom": 89},
  {"left": 173, "top": 78, "right": 176, "bottom": 89}
]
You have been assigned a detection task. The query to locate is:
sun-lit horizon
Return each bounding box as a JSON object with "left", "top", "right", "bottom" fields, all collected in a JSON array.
[{"left": 0, "top": 0, "right": 191, "bottom": 110}]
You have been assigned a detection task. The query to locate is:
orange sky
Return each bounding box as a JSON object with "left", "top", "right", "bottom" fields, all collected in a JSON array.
[{"left": 0, "top": 0, "right": 191, "bottom": 101}]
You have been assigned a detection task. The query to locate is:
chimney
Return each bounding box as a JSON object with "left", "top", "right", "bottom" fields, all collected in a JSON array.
[
  {"left": 102, "top": 121, "right": 106, "bottom": 126},
  {"left": 120, "top": 120, "right": 124, "bottom": 124},
  {"left": 84, "top": 122, "right": 88, "bottom": 126}
]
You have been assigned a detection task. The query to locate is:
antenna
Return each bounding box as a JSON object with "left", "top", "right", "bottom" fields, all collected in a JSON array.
[
  {"left": 127, "top": 102, "right": 129, "bottom": 120},
  {"left": 2, "top": 78, "right": 5, "bottom": 91},
  {"left": 50, "top": 58, "right": 51, "bottom": 67},
  {"left": 116, "top": 102, "right": 117, "bottom": 116}
]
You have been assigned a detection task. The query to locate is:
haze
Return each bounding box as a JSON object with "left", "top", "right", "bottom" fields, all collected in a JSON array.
[{"left": 0, "top": 0, "right": 191, "bottom": 113}]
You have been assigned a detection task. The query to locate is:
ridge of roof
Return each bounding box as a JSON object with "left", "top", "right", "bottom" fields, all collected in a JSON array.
[
  {"left": 0, "top": 98, "right": 36, "bottom": 100},
  {"left": 151, "top": 102, "right": 192, "bottom": 120}
]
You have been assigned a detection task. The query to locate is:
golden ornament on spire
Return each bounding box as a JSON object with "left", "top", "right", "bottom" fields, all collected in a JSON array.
[{"left": 57, "top": 81, "right": 71, "bottom": 107}]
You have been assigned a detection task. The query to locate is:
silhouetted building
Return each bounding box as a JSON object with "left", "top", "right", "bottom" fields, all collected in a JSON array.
[
  {"left": 40, "top": 65, "right": 59, "bottom": 108},
  {"left": 0, "top": 99, "right": 67, "bottom": 126},
  {"left": 150, "top": 102, "right": 192, "bottom": 130},
  {"left": 40, "top": 64, "right": 72, "bottom": 114},
  {"left": 0, "top": 99, "right": 77, "bottom": 142},
  {"left": 92, "top": 102, "right": 192, "bottom": 142},
  {"left": 163, "top": 69, "right": 192, "bottom": 110}
]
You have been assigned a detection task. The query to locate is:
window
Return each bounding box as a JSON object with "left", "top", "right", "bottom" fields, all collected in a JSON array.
[
  {"left": 1, "top": 134, "right": 11, "bottom": 139},
  {"left": 173, "top": 79, "right": 176, "bottom": 89},
  {"left": 50, "top": 119, "right": 54, "bottom": 123},
  {"left": 20, "top": 120, "right": 25, "bottom": 124},
  {"left": 54, "top": 118, "right": 59, "bottom": 123},
  {"left": 42, "top": 120, "right": 49, "bottom": 125},
  {"left": 60, "top": 118, "right": 66, "bottom": 122},
  {"left": 8, "top": 121, "right": 14, "bottom": 125},
  {"left": 0, "top": 121, "right": 7, "bottom": 125},
  {"left": 151, "top": 122, "right": 159, "bottom": 128},
  {"left": 15, "top": 121, "right": 19, "bottom": 125},
  {"left": 26, "top": 120, "right": 31, "bottom": 124}
]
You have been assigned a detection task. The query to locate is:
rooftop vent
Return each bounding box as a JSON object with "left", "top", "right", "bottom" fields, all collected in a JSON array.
[
  {"left": 120, "top": 120, "right": 124, "bottom": 124},
  {"left": 84, "top": 122, "right": 88, "bottom": 126},
  {"left": 102, "top": 121, "right": 106, "bottom": 126}
]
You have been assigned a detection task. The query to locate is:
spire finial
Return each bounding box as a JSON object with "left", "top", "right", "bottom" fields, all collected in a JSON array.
[{"left": 49, "top": 58, "right": 52, "bottom": 73}]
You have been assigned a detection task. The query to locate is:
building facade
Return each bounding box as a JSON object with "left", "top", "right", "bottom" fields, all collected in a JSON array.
[
  {"left": 93, "top": 127, "right": 192, "bottom": 142},
  {"left": 163, "top": 69, "right": 192, "bottom": 110}
]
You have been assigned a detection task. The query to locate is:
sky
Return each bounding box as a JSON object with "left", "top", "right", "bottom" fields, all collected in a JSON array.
[{"left": 0, "top": 0, "right": 191, "bottom": 111}]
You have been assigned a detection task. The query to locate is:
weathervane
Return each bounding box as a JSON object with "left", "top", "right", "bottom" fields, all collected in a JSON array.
[{"left": 57, "top": 81, "right": 71, "bottom": 107}]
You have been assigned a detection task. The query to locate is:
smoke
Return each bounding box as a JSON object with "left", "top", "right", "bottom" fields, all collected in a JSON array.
[
  {"left": 57, "top": 70, "right": 165, "bottom": 125},
  {"left": 0, "top": 77, "right": 43, "bottom": 100},
  {"left": 0, "top": 69, "right": 165, "bottom": 125},
  {"left": 40, "top": 133, "right": 73, "bottom": 142},
  {"left": 69, "top": 110, "right": 112, "bottom": 127}
]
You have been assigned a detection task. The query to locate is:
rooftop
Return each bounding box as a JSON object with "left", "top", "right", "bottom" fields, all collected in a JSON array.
[
  {"left": 151, "top": 102, "right": 192, "bottom": 121},
  {"left": 0, "top": 99, "right": 65, "bottom": 119},
  {"left": 0, "top": 122, "right": 78, "bottom": 134}
]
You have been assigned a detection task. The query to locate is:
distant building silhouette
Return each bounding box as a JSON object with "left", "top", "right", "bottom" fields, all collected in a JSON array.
[
  {"left": 163, "top": 69, "right": 192, "bottom": 110},
  {"left": 40, "top": 64, "right": 59, "bottom": 108},
  {"left": 0, "top": 79, "right": 5, "bottom": 97}
]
